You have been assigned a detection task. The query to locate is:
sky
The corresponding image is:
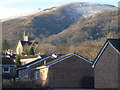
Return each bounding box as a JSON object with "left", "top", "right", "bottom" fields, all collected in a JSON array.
[{"left": 0, "top": 0, "right": 119, "bottom": 19}]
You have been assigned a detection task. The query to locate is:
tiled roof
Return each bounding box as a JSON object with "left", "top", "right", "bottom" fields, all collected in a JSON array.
[
  {"left": 20, "top": 41, "right": 38, "bottom": 46},
  {"left": 45, "top": 53, "right": 74, "bottom": 66},
  {"left": 41, "top": 53, "right": 92, "bottom": 67}
]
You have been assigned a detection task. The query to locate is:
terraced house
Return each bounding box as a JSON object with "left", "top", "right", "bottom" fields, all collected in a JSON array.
[
  {"left": 17, "top": 54, "right": 63, "bottom": 79},
  {"left": 33, "top": 53, "right": 94, "bottom": 88}
]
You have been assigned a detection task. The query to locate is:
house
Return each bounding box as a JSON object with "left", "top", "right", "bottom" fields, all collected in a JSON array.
[
  {"left": 16, "top": 31, "right": 38, "bottom": 55},
  {"left": 17, "top": 54, "right": 62, "bottom": 79},
  {"left": 92, "top": 39, "right": 120, "bottom": 89},
  {"left": 1, "top": 57, "right": 17, "bottom": 79},
  {"left": 5, "top": 49, "right": 13, "bottom": 56},
  {"left": 20, "top": 55, "right": 42, "bottom": 65},
  {"left": 33, "top": 53, "right": 94, "bottom": 88}
]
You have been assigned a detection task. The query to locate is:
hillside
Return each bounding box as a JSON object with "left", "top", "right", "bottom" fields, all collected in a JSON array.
[
  {"left": 43, "top": 8, "right": 118, "bottom": 45},
  {"left": 2, "top": 2, "right": 116, "bottom": 47}
]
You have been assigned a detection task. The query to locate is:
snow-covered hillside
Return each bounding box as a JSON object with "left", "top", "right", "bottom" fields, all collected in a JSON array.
[{"left": 63, "top": 2, "right": 116, "bottom": 19}]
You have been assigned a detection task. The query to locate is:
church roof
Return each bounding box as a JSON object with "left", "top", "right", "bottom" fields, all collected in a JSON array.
[
  {"left": 20, "top": 41, "right": 38, "bottom": 46},
  {"left": 21, "top": 41, "right": 32, "bottom": 46}
]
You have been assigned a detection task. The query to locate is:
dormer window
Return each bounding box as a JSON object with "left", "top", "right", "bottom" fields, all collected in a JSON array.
[{"left": 3, "top": 66, "right": 10, "bottom": 73}]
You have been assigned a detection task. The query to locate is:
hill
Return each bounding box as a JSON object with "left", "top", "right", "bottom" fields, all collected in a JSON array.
[
  {"left": 43, "top": 8, "right": 118, "bottom": 46},
  {"left": 2, "top": 2, "right": 118, "bottom": 60},
  {"left": 2, "top": 2, "right": 116, "bottom": 47}
]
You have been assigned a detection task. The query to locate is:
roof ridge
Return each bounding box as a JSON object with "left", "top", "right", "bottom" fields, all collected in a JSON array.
[
  {"left": 92, "top": 41, "right": 109, "bottom": 68},
  {"left": 44, "top": 53, "right": 92, "bottom": 67},
  {"left": 74, "top": 54, "right": 93, "bottom": 64},
  {"left": 45, "top": 53, "right": 74, "bottom": 66},
  {"left": 17, "top": 56, "right": 51, "bottom": 69}
]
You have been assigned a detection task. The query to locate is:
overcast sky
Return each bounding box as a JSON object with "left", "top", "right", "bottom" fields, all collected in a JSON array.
[{"left": 0, "top": 0, "right": 119, "bottom": 19}]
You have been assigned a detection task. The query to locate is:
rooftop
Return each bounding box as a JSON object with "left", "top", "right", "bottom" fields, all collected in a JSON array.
[
  {"left": 20, "top": 41, "right": 38, "bottom": 46},
  {"left": 18, "top": 55, "right": 49, "bottom": 69},
  {"left": 36, "top": 53, "right": 92, "bottom": 69},
  {"left": 1, "top": 57, "right": 15, "bottom": 65},
  {"left": 108, "top": 39, "right": 120, "bottom": 52},
  {"left": 20, "top": 55, "right": 39, "bottom": 59}
]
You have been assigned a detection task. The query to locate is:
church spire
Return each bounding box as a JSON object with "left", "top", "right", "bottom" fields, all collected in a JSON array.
[
  {"left": 23, "top": 30, "right": 26, "bottom": 37},
  {"left": 23, "top": 31, "right": 29, "bottom": 41}
]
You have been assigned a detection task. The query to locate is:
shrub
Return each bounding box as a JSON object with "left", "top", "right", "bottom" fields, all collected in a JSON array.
[{"left": 2, "top": 79, "right": 42, "bottom": 88}]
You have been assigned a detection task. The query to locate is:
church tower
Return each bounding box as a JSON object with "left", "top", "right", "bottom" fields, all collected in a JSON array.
[{"left": 23, "top": 31, "right": 29, "bottom": 41}]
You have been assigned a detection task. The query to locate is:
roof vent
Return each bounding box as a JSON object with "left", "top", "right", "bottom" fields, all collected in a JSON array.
[
  {"left": 52, "top": 54, "right": 57, "bottom": 58},
  {"left": 37, "top": 55, "right": 42, "bottom": 59}
]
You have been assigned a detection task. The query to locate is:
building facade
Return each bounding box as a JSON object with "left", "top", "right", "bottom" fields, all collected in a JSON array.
[
  {"left": 34, "top": 53, "right": 94, "bottom": 88},
  {"left": 17, "top": 56, "right": 55, "bottom": 79},
  {"left": 92, "top": 39, "right": 120, "bottom": 89}
]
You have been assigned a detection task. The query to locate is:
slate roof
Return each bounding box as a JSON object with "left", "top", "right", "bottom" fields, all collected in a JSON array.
[
  {"left": 108, "top": 39, "right": 120, "bottom": 52},
  {"left": 17, "top": 54, "right": 66, "bottom": 70},
  {"left": 17, "top": 55, "right": 49, "bottom": 69},
  {"left": 21, "top": 41, "right": 32, "bottom": 46},
  {"left": 35, "top": 53, "right": 92, "bottom": 69},
  {"left": 45, "top": 53, "right": 74, "bottom": 66},
  {"left": 20, "top": 41, "right": 38, "bottom": 46}
]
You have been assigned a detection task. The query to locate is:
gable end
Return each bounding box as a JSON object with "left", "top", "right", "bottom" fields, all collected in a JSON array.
[{"left": 92, "top": 42, "right": 109, "bottom": 68}]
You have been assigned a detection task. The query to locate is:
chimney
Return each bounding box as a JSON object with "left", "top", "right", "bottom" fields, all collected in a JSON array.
[
  {"left": 44, "top": 60, "right": 46, "bottom": 65},
  {"left": 52, "top": 54, "right": 57, "bottom": 58},
  {"left": 37, "top": 55, "right": 42, "bottom": 59}
]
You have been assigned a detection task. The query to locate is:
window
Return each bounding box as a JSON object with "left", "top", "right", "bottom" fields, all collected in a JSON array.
[
  {"left": 25, "top": 69, "right": 28, "bottom": 77},
  {"left": 25, "top": 69, "right": 28, "bottom": 75},
  {"left": 19, "top": 71, "right": 21, "bottom": 77},
  {"left": 22, "top": 70, "right": 25, "bottom": 77},
  {"left": 40, "top": 71, "right": 42, "bottom": 78},
  {"left": 3, "top": 66, "right": 10, "bottom": 73},
  {"left": 35, "top": 71, "right": 39, "bottom": 80}
]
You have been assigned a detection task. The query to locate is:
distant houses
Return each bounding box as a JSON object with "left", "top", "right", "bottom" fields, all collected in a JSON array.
[
  {"left": 17, "top": 54, "right": 63, "bottom": 79},
  {"left": 20, "top": 55, "right": 42, "bottom": 65},
  {"left": 17, "top": 38, "right": 119, "bottom": 89},
  {"left": 17, "top": 56, "right": 53, "bottom": 79},
  {"left": 92, "top": 39, "right": 120, "bottom": 89}
]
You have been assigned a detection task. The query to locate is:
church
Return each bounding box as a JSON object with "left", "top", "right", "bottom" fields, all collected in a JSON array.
[{"left": 16, "top": 31, "right": 38, "bottom": 55}]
